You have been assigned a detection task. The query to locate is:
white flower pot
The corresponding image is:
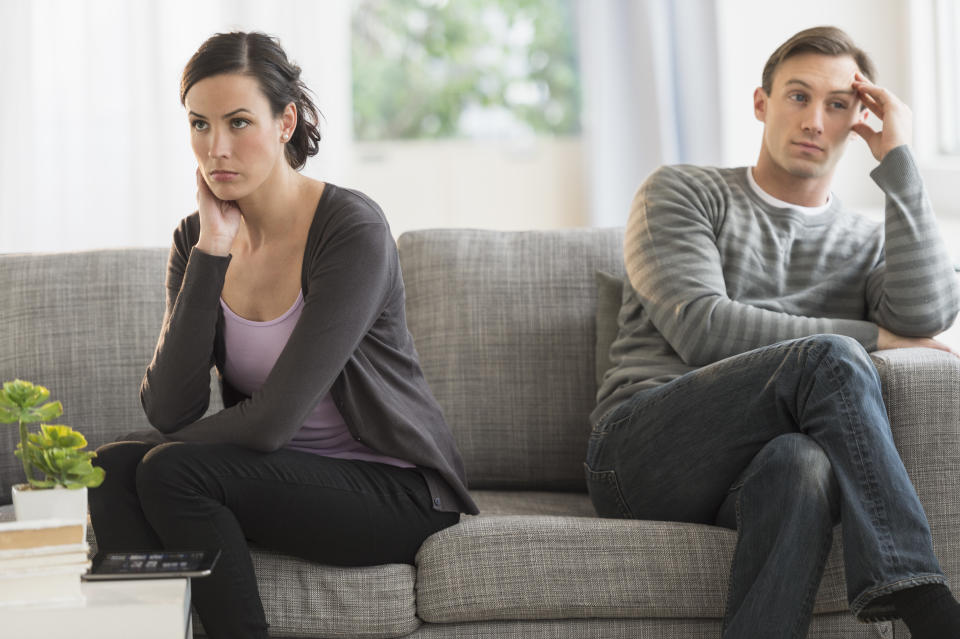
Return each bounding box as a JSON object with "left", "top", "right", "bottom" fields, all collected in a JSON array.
[{"left": 12, "top": 485, "right": 88, "bottom": 541}]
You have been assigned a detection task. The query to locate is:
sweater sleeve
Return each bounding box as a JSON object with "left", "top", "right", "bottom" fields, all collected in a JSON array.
[
  {"left": 146, "top": 211, "right": 396, "bottom": 452},
  {"left": 139, "top": 217, "right": 227, "bottom": 430},
  {"left": 864, "top": 145, "right": 960, "bottom": 336},
  {"left": 625, "top": 166, "right": 878, "bottom": 368}
]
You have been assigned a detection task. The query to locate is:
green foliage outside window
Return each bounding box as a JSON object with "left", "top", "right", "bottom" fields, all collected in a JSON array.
[{"left": 351, "top": 0, "right": 581, "bottom": 140}]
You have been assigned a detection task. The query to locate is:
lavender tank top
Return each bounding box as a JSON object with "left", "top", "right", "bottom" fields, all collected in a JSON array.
[{"left": 219, "top": 292, "right": 414, "bottom": 468}]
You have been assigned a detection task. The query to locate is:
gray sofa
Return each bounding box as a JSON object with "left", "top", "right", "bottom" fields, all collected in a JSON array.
[{"left": 2, "top": 227, "right": 957, "bottom": 638}]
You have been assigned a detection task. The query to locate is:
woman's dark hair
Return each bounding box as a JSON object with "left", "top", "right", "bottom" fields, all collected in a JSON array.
[{"left": 181, "top": 32, "right": 322, "bottom": 170}]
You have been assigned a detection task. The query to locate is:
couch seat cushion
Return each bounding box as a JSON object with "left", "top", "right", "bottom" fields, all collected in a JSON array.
[
  {"left": 44, "top": 503, "right": 417, "bottom": 639},
  {"left": 470, "top": 489, "right": 597, "bottom": 517},
  {"left": 415, "top": 508, "right": 850, "bottom": 623}
]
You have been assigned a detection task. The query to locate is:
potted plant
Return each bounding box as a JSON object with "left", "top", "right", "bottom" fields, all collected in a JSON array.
[{"left": 0, "top": 379, "right": 104, "bottom": 537}]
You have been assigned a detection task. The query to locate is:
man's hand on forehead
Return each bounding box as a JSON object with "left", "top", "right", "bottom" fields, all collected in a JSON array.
[{"left": 850, "top": 71, "right": 912, "bottom": 162}]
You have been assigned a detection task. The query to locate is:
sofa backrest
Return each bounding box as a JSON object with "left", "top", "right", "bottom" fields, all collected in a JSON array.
[
  {"left": 398, "top": 228, "right": 626, "bottom": 491},
  {"left": 0, "top": 228, "right": 627, "bottom": 502},
  {"left": 0, "top": 249, "right": 227, "bottom": 504}
]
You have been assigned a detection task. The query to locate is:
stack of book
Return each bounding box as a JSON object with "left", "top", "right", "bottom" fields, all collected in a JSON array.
[{"left": 0, "top": 519, "right": 89, "bottom": 606}]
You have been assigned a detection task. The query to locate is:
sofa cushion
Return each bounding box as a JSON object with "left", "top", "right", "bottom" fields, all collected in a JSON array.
[
  {"left": 471, "top": 489, "right": 596, "bottom": 517},
  {"left": 406, "top": 614, "right": 887, "bottom": 638},
  {"left": 0, "top": 249, "right": 223, "bottom": 504},
  {"left": 52, "top": 504, "right": 418, "bottom": 639},
  {"left": 239, "top": 549, "right": 419, "bottom": 639},
  {"left": 191, "top": 558, "right": 418, "bottom": 639},
  {"left": 415, "top": 515, "right": 850, "bottom": 623},
  {"left": 0, "top": 250, "right": 164, "bottom": 502},
  {"left": 594, "top": 271, "right": 624, "bottom": 388},
  {"left": 397, "top": 229, "right": 626, "bottom": 490}
]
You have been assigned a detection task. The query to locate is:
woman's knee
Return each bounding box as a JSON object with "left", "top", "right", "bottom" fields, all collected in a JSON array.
[
  {"left": 134, "top": 442, "right": 209, "bottom": 503},
  {"left": 95, "top": 441, "right": 154, "bottom": 472}
]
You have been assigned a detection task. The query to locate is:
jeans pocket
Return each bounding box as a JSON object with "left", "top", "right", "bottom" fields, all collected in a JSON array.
[{"left": 584, "top": 463, "right": 633, "bottom": 519}]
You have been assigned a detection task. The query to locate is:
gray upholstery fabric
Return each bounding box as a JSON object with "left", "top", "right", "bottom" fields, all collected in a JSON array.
[
  {"left": 397, "top": 228, "right": 625, "bottom": 490},
  {"left": 415, "top": 515, "right": 850, "bottom": 623},
  {"left": 0, "top": 249, "right": 165, "bottom": 501},
  {"left": 871, "top": 348, "right": 960, "bottom": 592},
  {"left": 470, "top": 489, "right": 596, "bottom": 517},
  {"left": 407, "top": 615, "right": 891, "bottom": 638},
  {"left": 3, "top": 239, "right": 956, "bottom": 639},
  {"left": 594, "top": 271, "right": 624, "bottom": 388},
  {"left": 7, "top": 502, "right": 420, "bottom": 639},
  {"left": 194, "top": 551, "right": 419, "bottom": 639},
  {"left": 0, "top": 249, "right": 221, "bottom": 503},
  {"left": 249, "top": 551, "right": 418, "bottom": 639}
]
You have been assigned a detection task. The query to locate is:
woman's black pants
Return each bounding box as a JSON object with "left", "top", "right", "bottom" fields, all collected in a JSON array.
[{"left": 88, "top": 441, "right": 459, "bottom": 638}]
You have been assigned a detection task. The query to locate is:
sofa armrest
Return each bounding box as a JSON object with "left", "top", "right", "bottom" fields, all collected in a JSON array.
[{"left": 872, "top": 347, "right": 960, "bottom": 586}]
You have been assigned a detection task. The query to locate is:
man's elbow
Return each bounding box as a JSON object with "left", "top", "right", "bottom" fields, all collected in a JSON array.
[
  {"left": 885, "top": 306, "right": 959, "bottom": 338},
  {"left": 674, "top": 340, "right": 721, "bottom": 368}
]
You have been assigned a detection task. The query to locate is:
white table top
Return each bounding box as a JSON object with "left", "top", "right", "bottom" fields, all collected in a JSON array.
[{"left": 1, "top": 577, "right": 192, "bottom": 639}]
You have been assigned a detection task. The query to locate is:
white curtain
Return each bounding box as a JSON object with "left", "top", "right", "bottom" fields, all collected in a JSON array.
[
  {"left": 577, "top": 0, "right": 722, "bottom": 227},
  {"left": 0, "top": 0, "right": 351, "bottom": 253},
  {"left": 1, "top": 0, "right": 726, "bottom": 250}
]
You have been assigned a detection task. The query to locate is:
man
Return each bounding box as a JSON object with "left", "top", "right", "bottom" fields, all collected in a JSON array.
[{"left": 587, "top": 26, "right": 960, "bottom": 638}]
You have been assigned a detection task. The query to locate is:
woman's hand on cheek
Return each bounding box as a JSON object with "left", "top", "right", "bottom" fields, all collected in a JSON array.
[{"left": 195, "top": 167, "right": 242, "bottom": 256}]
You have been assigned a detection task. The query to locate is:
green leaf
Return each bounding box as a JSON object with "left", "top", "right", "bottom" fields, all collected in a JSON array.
[
  {"left": 3, "top": 380, "right": 104, "bottom": 488},
  {"left": 0, "top": 403, "right": 19, "bottom": 423},
  {"left": 84, "top": 466, "right": 106, "bottom": 488},
  {"left": 24, "top": 385, "right": 50, "bottom": 407},
  {"left": 24, "top": 401, "right": 63, "bottom": 423},
  {"left": 39, "top": 424, "right": 86, "bottom": 448},
  {"left": 2, "top": 380, "right": 45, "bottom": 406}
]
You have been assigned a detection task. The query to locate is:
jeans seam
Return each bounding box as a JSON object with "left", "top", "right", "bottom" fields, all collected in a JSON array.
[
  {"left": 722, "top": 493, "right": 744, "bottom": 634},
  {"left": 851, "top": 573, "right": 949, "bottom": 617},
  {"left": 789, "top": 523, "right": 834, "bottom": 639},
  {"left": 821, "top": 346, "right": 899, "bottom": 576},
  {"left": 584, "top": 463, "right": 633, "bottom": 518}
]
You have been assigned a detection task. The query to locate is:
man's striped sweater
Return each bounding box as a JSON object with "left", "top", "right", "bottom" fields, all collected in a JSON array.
[{"left": 593, "top": 145, "right": 960, "bottom": 425}]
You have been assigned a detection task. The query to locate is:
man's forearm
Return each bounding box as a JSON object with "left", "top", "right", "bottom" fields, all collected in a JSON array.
[{"left": 866, "top": 146, "right": 960, "bottom": 336}]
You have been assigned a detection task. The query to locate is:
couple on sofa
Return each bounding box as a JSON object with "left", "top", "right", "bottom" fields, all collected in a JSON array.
[{"left": 88, "top": 27, "right": 960, "bottom": 639}]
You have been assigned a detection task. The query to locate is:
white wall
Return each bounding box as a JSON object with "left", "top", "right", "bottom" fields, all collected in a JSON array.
[
  {"left": 716, "top": 0, "right": 960, "bottom": 297},
  {"left": 716, "top": 0, "right": 911, "bottom": 216},
  {"left": 0, "top": 0, "right": 352, "bottom": 253},
  {"left": 346, "top": 139, "right": 587, "bottom": 235},
  {"left": 2, "top": 1, "right": 956, "bottom": 252}
]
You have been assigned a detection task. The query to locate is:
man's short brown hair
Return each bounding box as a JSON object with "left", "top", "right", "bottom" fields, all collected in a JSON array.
[{"left": 761, "top": 26, "right": 877, "bottom": 95}]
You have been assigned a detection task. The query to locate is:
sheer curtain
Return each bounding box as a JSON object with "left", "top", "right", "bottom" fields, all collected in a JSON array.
[
  {"left": 577, "top": 0, "right": 722, "bottom": 227},
  {"left": 0, "top": 0, "right": 351, "bottom": 253},
  {"left": 0, "top": 0, "right": 724, "bottom": 250}
]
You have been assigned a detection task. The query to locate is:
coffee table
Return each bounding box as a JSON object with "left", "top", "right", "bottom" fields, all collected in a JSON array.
[{"left": 2, "top": 577, "right": 192, "bottom": 638}]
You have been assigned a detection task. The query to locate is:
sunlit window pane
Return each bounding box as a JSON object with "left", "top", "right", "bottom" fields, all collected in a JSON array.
[
  {"left": 351, "top": 0, "right": 581, "bottom": 141},
  {"left": 936, "top": 0, "right": 960, "bottom": 155}
]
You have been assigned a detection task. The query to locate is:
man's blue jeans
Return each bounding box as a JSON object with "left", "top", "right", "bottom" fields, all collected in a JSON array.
[{"left": 585, "top": 335, "right": 947, "bottom": 638}]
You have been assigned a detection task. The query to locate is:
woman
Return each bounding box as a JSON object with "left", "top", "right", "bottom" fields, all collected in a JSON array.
[{"left": 89, "top": 31, "right": 477, "bottom": 638}]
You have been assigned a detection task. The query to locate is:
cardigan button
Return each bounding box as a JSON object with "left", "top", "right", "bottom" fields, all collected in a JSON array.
[{"left": 433, "top": 497, "right": 441, "bottom": 506}]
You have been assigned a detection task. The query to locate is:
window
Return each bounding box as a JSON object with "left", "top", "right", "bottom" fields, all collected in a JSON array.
[
  {"left": 346, "top": 0, "right": 587, "bottom": 234},
  {"left": 351, "top": 0, "right": 581, "bottom": 141},
  {"left": 935, "top": 0, "right": 960, "bottom": 155}
]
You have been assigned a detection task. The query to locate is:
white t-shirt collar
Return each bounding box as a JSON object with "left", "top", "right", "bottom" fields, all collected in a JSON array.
[{"left": 746, "top": 167, "right": 832, "bottom": 215}]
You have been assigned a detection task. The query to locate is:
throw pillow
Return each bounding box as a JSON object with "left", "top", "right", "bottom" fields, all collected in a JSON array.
[{"left": 595, "top": 271, "right": 625, "bottom": 388}]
